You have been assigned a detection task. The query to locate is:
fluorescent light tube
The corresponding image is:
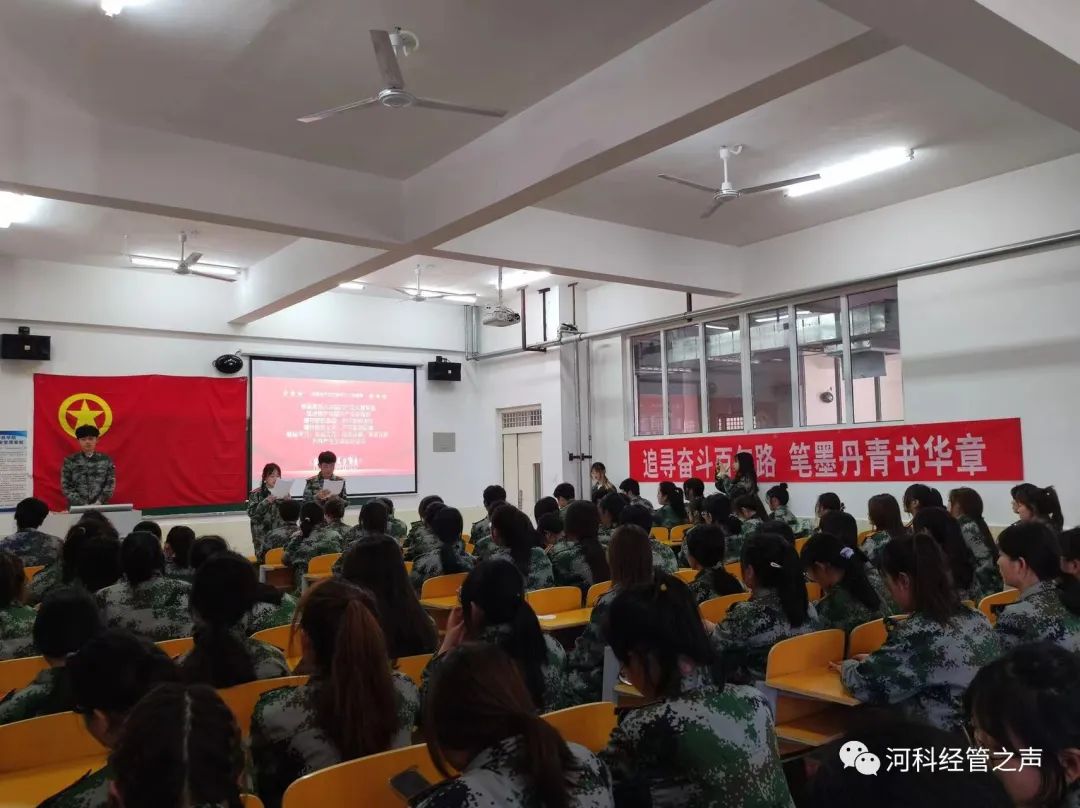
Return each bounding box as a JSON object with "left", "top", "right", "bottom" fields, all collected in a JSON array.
[
  {"left": 100, "top": 0, "right": 125, "bottom": 16},
  {"left": 129, "top": 255, "right": 241, "bottom": 277},
  {"left": 129, "top": 256, "right": 176, "bottom": 269},
  {"left": 445, "top": 295, "right": 478, "bottom": 304},
  {"left": 338, "top": 282, "right": 367, "bottom": 291},
  {"left": 190, "top": 264, "right": 241, "bottom": 278},
  {"left": 786, "top": 148, "right": 914, "bottom": 197},
  {"left": 490, "top": 270, "right": 550, "bottom": 290},
  {"left": 0, "top": 193, "right": 39, "bottom": 228}
]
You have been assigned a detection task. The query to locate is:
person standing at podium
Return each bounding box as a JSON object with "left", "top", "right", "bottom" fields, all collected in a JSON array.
[{"left": 61, "top": 425, "right": 116, "bottom": 509}]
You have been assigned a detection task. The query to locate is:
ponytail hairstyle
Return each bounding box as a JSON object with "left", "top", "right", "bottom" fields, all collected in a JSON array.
[
  {"left": 605, "top": 575, "right": 720, "bottom": 696},
  {"left": 912, "top": 506, "right": 975, "bottom": 593},
  {"left": 423, "top": 502, "right": 447, "bottom": 528},
  {"left": 741, "top": 532, "right": 809, "bottom": 627},
  {"left": 658, "top": 482, "right": 688, "bottom": 520},
  {"left": 734, "top": 451, "right": 758, "bottom": 489},
  {"left": 688, "top": 497, "right": 706, "bottom": 525},
  {"left": 816, "top": 492, "right": 844, "bottom": 514},
  {"left": 703, "top": 493, "right": 742, "bottom": 536},
  {"left": 801, "top": 532, "right": 880, "bottom": 612},
  {"left": 734, "top": 493, "right": 768, "bottom": 522},
  {"left": 998, "top": 522, "right": 1080, "bottom": 615},
  {"left": 562, "top": 502, "right": 610, "bottom": 585},
  {"left": 903, "top": 483, "right": 943, "bottom": 514},
  {"left": 182, "top": 552, "right": 259, "bottom": 688},
  {"left": 294, "top": 579, "right": 398, "bottom": 760},
  {"left": 260, "top": 462, "right": 282, "bottom": 488},
  {"left": 881, "top": 533, "right": 961, "bottom": 624},
  {"left": 459, "top": 561, "right": 549, "bottom": 709},
  {"left": 121, "top": 532, "right": 167, "bottom": 585},
  {"left": 766, "top": 483, "right": 790, "bottom": 507},
  {"left": 490, "top": 504, "right": 538, "bottom": 576},
  {"left": 298, "top": 502, "right": 325, "bottom": 538},
  {"left": 948, "top": 487, "right": 999, "bottom": 562},
  {"left": 819, "top": 510, "right": 859, "bottom": 550},
  {"left": 597, "top": 491, "right": 627, "bottom": 527},
  {"left": 417, "top": 495, "right": 444, "bottom": 524},
  {"left": 1011, "top": 483, "right": 1065, "bottom": 531},
  {"left": 0, "top": 551, "right": 26, "bottom": 608},
  {"left": 1061, "top": 527, "right": 1080, "bottom": 566},
  {"left": 868, "top": 493, "right": 906, "bottom": 539},
  {"left": 110, "top": 682, "right": 244, "bottom": 808},
  {"left": 608, "top": 526, "right": 654, "bottom": 590},
  {"left": 431, "top": 506, "right": 469, "bottom": 575},
  {"left": 164, "top": 526, "right": 196, "bottom": 568},
  {"left": 425, "top": 643, "right": 580, "bottom": 808}
]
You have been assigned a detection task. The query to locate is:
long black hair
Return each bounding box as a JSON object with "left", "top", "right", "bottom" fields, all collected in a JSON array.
[
  {"left": 562, "top": 501, "right": 610, "bottom": 585},
  {"left": 868, "top": 494, "right": 906, "bottom": 539},
  {"left": 298, "top": 502, "right": 325, "bottom": 538},
  {"left": 62, "top": 520, "right": 119, "bottom": 584},
  {"left": 734, "top": 493, "right": 768, "bottom": 522},
  {"left": 490, "top": 503, "right": 538, "bottom": 576},
  {"left": 802, "top": 532, "right": 881, "bottom": 612},
  {"left": 948, "top": 487, "right": 999, "bottom": 562},
  {"left": 816, "top": 492, "right": 844, "bottom": 514},
  {"left": 164, "top": 526, "right": 196, "bottom": 568},
  {"left": 734, "top": 451, "right": 758, "bottom": 489},
  {"left": 741, "top": 532, "right": 810, "bottom": 627},
  {"left": 431, "top": 506, "right": 469, "bottom": 575},
  {"left": 1011, "top": 483, "right": 1065, "bottom": 531},
  {"left": 0, "top": 551, "right": 25, "bottom": 608},
  {"left": 460, "top": 561, "right": 549, "bottom": 709},
  {"left": 819, "top": 510, "right": 859, "bottom": 550},
  {"left": 658, "top": 482, "right": 688, "bottom": 521},
  {"left": 182, "top": 552, "right": 259, "bottom": 688},
  {"left": 121, "top": 532, "right": 167, "bottom": 585},
  {"left": 703, "top": 493, "right": 742, "bottom": 535},
  {"left": 597, "top": 492, "right": 628, "bottom": 527},
  {"left": 912, "top": 507, "right": 975, "bottom": 593},
  {"left": 998, "top": 521, "right": 1080, "bottom": 615},
  {"left": 903, "top": 484, "right": 943, "bottom": 513},
  {"left": 881, "top": 533, "right": 961, "bottom": 625}
]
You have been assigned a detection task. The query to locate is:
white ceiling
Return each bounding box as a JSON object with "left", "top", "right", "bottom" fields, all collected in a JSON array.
[
  {"left": 0, "top": 0, "right": 705, "bottom": 178},
  {"left": 539, "top": 47, "right": 1080, "bottom": 245}
]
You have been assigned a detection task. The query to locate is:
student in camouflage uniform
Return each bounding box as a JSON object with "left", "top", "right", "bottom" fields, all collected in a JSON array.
[
  {"left": 949, "top": 487, "right": 1005, "bottom": 598},
  {"left": 251, "top": 581, "right": 418, "bottom": 808},
  {"left": 0, "top": 551, "right": 36, "bottom": 660},
  {"left": 487, "top": 503, "right": 554, "bottom": 591},
  {"left": 418, "top": 643, "right": 615, "bottom": 808},
  {"left": 411, "top": 507, "right": 476, "bottom": 593},
  {"left": 714, "top": 451, "right": 760, "bottom": 501},
  {"left": 282, "top": 502, "right": 344, "bottom": 588},
  {"left": 420, "top": 561, "right": 571, "bottom": 714},
  {"left": 597, "top": 491, "right": 627, "bottom": 548},
  {"left": 0, "top": 497, "right": 62, "bottom": 566},
  {"left": 679, "top": 493, "right": 744, "bottom": 568},
  {"left": 163, "top": 525, "right": 197, "bottom": 582},
  {"left": 379, "top": 497, "right": 409, "bottom": 541},
  {"left": 550, "top": 502, "right": 610, "bottom": 597},
  {"left": 619, "top": 478, "right": 655, "bottom": 512},
  {"left": 765, "top": 483, "right": 801, "bottom": 534},
  {"left": 247, "top": 462, "right": 284, "bottom": 553},
  {"left": 733, "top": 494, "right": 769, "bottom": 550},
  {"left": 708, "top": 533, "right": 819, "bottom": 684},
  {"left": 801, "top": 532, "right": 885, "bottom": 635},
  {"left": 621, "top": 503, "right": 679, "bottom": 575},
  {"left": 322, "top": 495, "right": 350, "bottom": 538},
  {"left": 60, "top": 424, "right": 116, "bottom": 508},
  {"left": 566, "top": 526, "right": 655, "bottom": 704},
  {"left": 248, "top": 590, "right": 299, "bottom": 635},
  {"left": 0, "top": 587, "right": 103, "bottom": 725},
  {"left": 302, "top": 450, "right": 347, "bottom": 502},
  {"left": 652, "top": 482, "right": 690, "bottom": 529},
  {"left": 862, "top": 493, "right": 907, "bottom": 567},
  {"left": 601, "top": 576, "right": 794, "bottom": 808},
  {"left": 26, "top": 517, "right": 120, "bottom": 606},
  {"left": 403, "top": 496, "right": 445, "bottom": 561},
  {"left": 259, "top": 498, "right": 301, "bottom": 563},
  {"left": 341, "top": 499, "right": 389, "bottom": 546},
  {"left": 912, "top": 506, "right": 981, "bottom": 603},
  {"left": 683, "top": 526, "right": 745, "bottom": 606},
  {"left": 965, "top": 642, "right": 1080, "bottom": 808},
  {"left": 839, "top": 533, "right": 1000, "bottom": 733},
  {"left": 34, "top": 629, "right": 179, "bottom": 808},
  {"left": 96, "top": 532, "right": 193, "bottom": 642},
  {"left": 554, "top": 482, "right": 576, "bottom": 515},
  {"left": 469, "top": 484, "right": 507, "bottom": 560},
  {"left": 994, "top": 521, "right": 1080, "bottom": 652}
]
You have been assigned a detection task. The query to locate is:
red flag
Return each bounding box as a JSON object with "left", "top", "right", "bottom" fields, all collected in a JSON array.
[{"left": 33, "top": 374, "right": 248, "bottom": 510}]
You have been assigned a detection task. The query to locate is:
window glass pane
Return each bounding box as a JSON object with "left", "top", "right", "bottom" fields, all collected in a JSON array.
[
  {"left": 705, "top": 316, "right": 742, "bottom": 432},
  {"left": 849, "top": 287, "right": 903, "bottom": 422},
  {"left": 749, "top": 308, "right": 793, "bottom": 429},
  {"left": 796, "top": 298, "right": 845, "bottom": 426},
  {"left": 664, "top": 326, "right": 702, "bottom": 435},
  {"left": 631, "top": 333, "right": 663, "bottom": 436}
]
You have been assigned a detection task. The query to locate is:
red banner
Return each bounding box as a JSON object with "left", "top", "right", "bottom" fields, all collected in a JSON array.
[
  {"left": 33, "top": 374, "right": 248, "bottom": 510},
  {"left": 628, "top": 418, "right": 1023, "bottom": 484}
]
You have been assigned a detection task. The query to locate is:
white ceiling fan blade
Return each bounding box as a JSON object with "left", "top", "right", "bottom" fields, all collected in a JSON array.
[
  {"left": 413, "top": 97, "right": 507, "bottom": 119},
  {"left": 185, "top": 251, "right": 203, "bottom": 267},
  {"left": 739, "top": 173, "right": 821, "bottom": 195},
  {"left": 658, "top": 174, "right": 721, "bottom": 195},
  {"left": 298, "top": 97, "right": 379, "bottom": 124},
  {"left": 370, "top": 29, "right": 406, "bottom": 89},
  {"left": 700, "top": 197, "right": 731, "bottom": 219},
  {"left": 187, "top": 269, "right": 237, "bottom": 283}
]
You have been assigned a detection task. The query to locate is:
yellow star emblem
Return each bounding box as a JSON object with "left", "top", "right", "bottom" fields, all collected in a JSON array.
[{"left": 58, "top": 393, "right": 114, "bottom": 438}]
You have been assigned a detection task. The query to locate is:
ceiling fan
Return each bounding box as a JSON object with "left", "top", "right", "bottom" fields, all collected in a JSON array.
[
  {"left": 395, "top": 265, "right": 450, "bottom": 302},
  {"left": 126, "top": 232, "right": 239, "bottom": 282},
  {"left": 658, "top": 145, "right": 821, "bottom": 219},
  {"left": 297, "top": 29, "right": 507, "bottom": 124}
]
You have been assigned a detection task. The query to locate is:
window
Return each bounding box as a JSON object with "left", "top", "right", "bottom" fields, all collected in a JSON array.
[
  {"left": 631, "top": 333, "right": 663, "bottom": 436},
  {"left": 797, "top": 298, "right": 845, "bottom": 426},
  {"left": 849, "top": 287, "right": 903, "bottom": 422},
  {"left": 749, "top": 308, "right": 793, "bottom": 429},
  {"left": 705, "top": 317, "right": 742, "bottom": 432},
  {"left": 665, "top": 326, "right": 702, "bottom": 435}
]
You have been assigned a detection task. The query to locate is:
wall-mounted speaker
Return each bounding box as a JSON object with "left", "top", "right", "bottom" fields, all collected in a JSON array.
[
  {"left": 427, "top": 360, "right": 461, "bottom": 382},
  {"left": 1, "top": 333, "right": 51, "bottom": 360}
]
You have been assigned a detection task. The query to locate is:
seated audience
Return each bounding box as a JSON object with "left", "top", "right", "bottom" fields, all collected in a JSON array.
[
  {"left": 652, "top": 481, "right": 689, "bottom": 529},
  {"left": 380, "top": 497, "right": 409, "bottom": 541},
  {"left": 861, "top": 493, "right": 907, "bottom": 566},
  {"left": 163, "top": 525, "right": 197, "bottom": 582},
  {"left": 0, "top": 496, "right": 62, "bottom": 566},
  {"left": 682, "top": 476, "right": 706, "bottom": 504},
  {"left": 619, "top": 477, "right": 654, "bottom": 512},
  {"left": 403, "top": 496, "right": 445, "bottom": 561},
  {"left": 282, "top": 501, "right": 344, "bottom": 585},
  {"left": 801, "top": 532, "right": 884, "bottom": 634},
  {"left": 74, "top": 532, "right": 123, "bottom": 593},
  {"left": 343, "top": 499, "right": 389, "bottom": 546},
  {"left": 96, "top": 531, "right": 193, "bottom": 641},
  {"left": 551, "top": 501, "right": 611, "bottom": 595},
  {"left": 322, "top": 495, "right": 349, "bottom": 537},
  {"left": 819, "top": 509, "right": 859, "bottom": 550},
  {"left": 815, "top": 492, "right": 845, "bottom": 521},
  {"left": 28, "top": 517, "right": 119, "bottom": 605},
  {"left": 0, "top": 551, "right": 35, "bottom": 660},
  {"left": 410, "top": 506, "right": 475, "bottom": 593},
  {"left": 132, "top": 520, "right": 162, "bottom": 539},
  {"left": 537, "top": 511, "right": 564, "bottom": 549},
  {"left": 470, "top": 484, "right": 507, "bottom": 560},
  {"left": 733, "top": 494, "right": 768, "bottom": 539},
  {"left": 597, "top": 491, "right": 627, "bottom": 545},
  {"left": 766, "top": 483, "right": 801, "bottom": 534},
  {"left": 684, "top": 525, "right": 745, "bottom": 605},
  {"left": 948, "top": 486, "right": 1004, "bottom": 598},
  {"left": 1011, "top": 482, "right": 1065, "bottom": 531},
  {"left": 619, "top": 503, "right": 677, "bottom": 574},
  {"left": 903, "top": 483, "right": 944, "bottom": 521},
  {"left": 259, "top": 498, "right": 301, "bottom": 562},
  {"left": 533, "top": 495, "right": 560, "bottom": 525},
  {"left": 912, "top": 506, "right": 979, "bottom": 602},
  {"left": 488, "top": 503, "right": 554, "bottom": 591},
  {"left": 1062, "top": 527, "right": 1080, "bottom": 582}
]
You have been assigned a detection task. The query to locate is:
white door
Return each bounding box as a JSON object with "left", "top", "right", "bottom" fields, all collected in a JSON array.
[{"left": 501, "top": 431, "right": 542, "bottom": 515}]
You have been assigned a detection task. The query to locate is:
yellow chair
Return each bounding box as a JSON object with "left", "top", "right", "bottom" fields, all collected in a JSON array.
[
  {"left": 542, "top": 702, "right": 617, "bottom": 753},
  {"left": 217, "top": 676, "right": 308, "bottom": 737},
  {"left": 264, "top": 547, "right": 285, "bottom": 566},
  {"left": 856, "top": 529, "right": 875, "bottom": 546},
  {"left": 585, "top": 581, "right": 612, "bottom": 607},
  {"left": 307, "top": 553, "right": 340, "bottom": 576},
  {"left": 766, "top": 630, "right": 851, "bottom": 748},
  {"left": 668, "top": 524, "right": 693, "bottom": 544},
  {"left": 978, "top": 589, "right": 1020, "bottom": 626},
  {"left": 403, "top": 560, "right": 414, "bottom": 574},
  {"left": 252, "top": 624, "right": 302, "bottom": 659},
  {"left": 767, "top": 629, "right": 846, "bottom": 679},
  {"left": 461, "top": 533, "right": 470, "bottom": 544},
  {"left": 673, "top": 569, "right": 698, "bottom": 584},
  {"left": 242, "top": 796, "right": 265, "bottom": 808},
  {"left": 526, "top": 586, "right": 583, "bottom": 615},
  {"left": 649, "top": 526, "right": 669, "bottom": 543},
  {"left": 794, "top": 537, "right": 809, "bottom": 555},
  {"left": 805, "top": 581, "right": 822, "bottom": 602},
  {"left": 282, "top": 742, "right": 443, "bottom": 808},
  {"left": 723, "top": 561, "right": 743, "bottom": 582},
  {"left": 156, "top": 637, "right": 195, "bottom": 658},
  {"left": 420, "top": 572, "right": 469, "bottom": 599},
  {"left": 22, "top": 565, "right": 44, "bottom": 582},
  {"left": 464, "top": 542, "right": 475, "bottom": 555},
  {"left": 0, "top": 655, "right": 49, "bottom": 697},
  {"left": 0, "top": 710, "right": 106, "bottom": 774},
  {"left": 245, "top": 555, "right": 258, "bottom": 565},
  {"left": 699, "top": 592, "right": 750, "bottom": 623},
  {"left": 847, "top": 618, "right": 887, "bottom": 657},
  {"left": 395, "top": 653, "right": 433, "bottom": 688}
]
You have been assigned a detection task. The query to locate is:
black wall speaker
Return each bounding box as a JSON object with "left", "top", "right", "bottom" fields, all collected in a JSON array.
[
  {"left": 1, "top": 333, "right": 51, "bottom": 360},
  {"left": 427, "top": 360, "right": 462, "bottom": 382}
]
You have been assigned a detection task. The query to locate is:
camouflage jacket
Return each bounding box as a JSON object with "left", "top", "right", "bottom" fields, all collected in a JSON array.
[
  {"left": 0, "top": 528, "right": 63, "bottom": 567},
  {"left": 259, "top": 525, "right": 297, "bottom": 564},
  {"left": 247, "top": 485, "right": 285, "bottom": 553},
  {"left": 387, "top": 516, "right": 408, "bottom": 540},
  {"left": 651, "top": 539, "right": 678, "bottom": 575},
  {"left": 421, "top": 625, "right": 570, "bottom": 714},
  {"left": 36, "top": 762, "right": 111, "bottom": 808},
  {"left": 0, "top": 666, "right": 70, "bottom": 726},
  {"left": 652, "top": 505, "right": 687, "bottom": 529},
  {"left": 687, "top": 567, "right": 745, "bottom": 606},
  {"left": 251, "top": 672, "right": 417, "bottom": 808},
  {"left": 282, "top": 525, "right": 345, "bottom": 583},
  {"left": 470, "top": 516, "right": 492, "bottom": 547},
  {"left": 814, "top": 581, "right": 885, "bottom": 636},
  {"left": 410, "top": 545, "right": 476, "bottom": 593},
  {"left": 0, "top": 603, "right": 37, "bottom": 661},
  {"left": 860, "top": 530, "right": 893, "bottom": 567},
  {"left": 403, "top": 526, "right": 440, "bottom": 562},
  {"left": 60, "top": 452, "right": 116, "bottom": 507},
  {"left": 179, "top": 628, "right": 290, "bottom": 681},
  {"left": 995, "top": 579, "right": 1080, "bottom": 653},
  {"left": 629, "top": 495, "right": 655, "bottom": 512},
  {"left": 725, "top": 526, "right": 755, "bottom": 565},
  {"left": 248, "top": 594, "right": 299, "bottom": 635},
  {"left": 715, "top": 473, "right": 758, "bottom": 502},
  {"left": 26, "top": 561, "right": 63, "bottom": 606},
  {"left": 95, "top": 575, "right": 193, "bottom": 641},
  {"left": 302, "top": 474, "right": 346, "bottom": 502},
  {"left": 487, "top": 546, "right": 555, "bottom": 592},
  {"left": 550, "top": 540, "right": 598, "bottom": 596},
  {"left": 566, "top": 588, "right": 617, "bottom": 704},
  {"left": 840, "top": 607, "right": 1000, "bottom": 732},
  {"left": 769, "top": 505, "right": 801, "bottom": 534},
  {"left": 599, "top": 666, "right": 794, "bottom": 808},
  {"left": 598, "top": 525, "right": 614, "bottom": 548},
  {"left": 163, "top": 559, "right": 196, "bottom": 584},
  {"left": 415, "top": 735, "right": 614, "bottom": 808},
  {"left": 473, "top": 536, "right": 497, "bottom": 561},
  {"left": 709, "top": 589, "right": 820, "bottom": 683},
  {"left": 958, "top": 516, "right": 1004, "bottom": 599}
]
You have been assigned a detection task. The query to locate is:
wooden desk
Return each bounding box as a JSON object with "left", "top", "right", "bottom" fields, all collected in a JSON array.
[
  {"left": 536, "top": 608, "right": 592, "bottom": 631},
  {"left": 419, "top": 595, "right": 459, "bottom": 611},
  {"left": 765, "top": 668, "right": 860, "bottom": 707},
  {"left": 0, "top": 756, "right": 107, "bottom": 807},
  {"left": 259, "top": 565, "right": 294, "bottom": 590}
]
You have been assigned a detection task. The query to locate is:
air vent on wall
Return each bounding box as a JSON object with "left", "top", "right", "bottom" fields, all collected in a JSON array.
[{"left": 501, "top": 408, "right": 543, "bottom": 429}]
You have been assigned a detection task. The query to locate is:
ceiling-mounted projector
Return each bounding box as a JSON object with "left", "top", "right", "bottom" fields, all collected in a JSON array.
[{"left": 482, "top": 305, "right": 521, "bottom": 327}]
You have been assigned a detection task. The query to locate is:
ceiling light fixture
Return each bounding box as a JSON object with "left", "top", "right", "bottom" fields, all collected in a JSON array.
[
  {"left": 786, "top": 147, "right": 914, "bottom": 198},
  {"left": 128, "top": 254, "right": 241, "bottom": 278},
  {"left": 338, "top": 282, "right": 367, "bottom": 291},
  {"left": 0, "top": 192, "right": 39, "bottom": 228},
  {"left": 705, "top": 324, "right": 730, "bottom": 331},
  {"left": 489, "top": 269, "right": 550, "bottom": 290},
  {"left": 444, "top": 295, "right": 478, "bottom": 304},
  {"left": 100, "top": 0, "right": 126, "bottom": 16}
]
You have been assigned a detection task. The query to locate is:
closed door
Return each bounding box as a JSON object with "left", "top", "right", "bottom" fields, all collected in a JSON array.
[{"left": 502, "top": 432, "right": 542, "bottom": 515}]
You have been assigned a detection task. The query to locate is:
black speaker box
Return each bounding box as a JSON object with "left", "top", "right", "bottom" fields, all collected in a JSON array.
[
  {"left": 1, "top": 334, "right": 51, "bottom": 360},
  {"left": 427, "top": 361, "right": 461, "bottom": 382}
]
